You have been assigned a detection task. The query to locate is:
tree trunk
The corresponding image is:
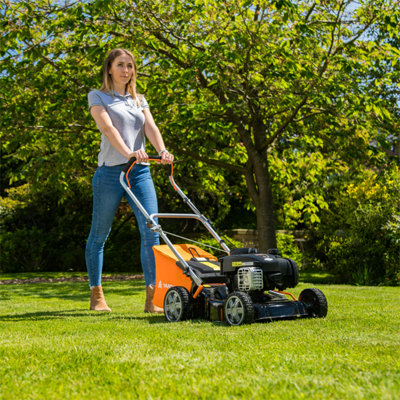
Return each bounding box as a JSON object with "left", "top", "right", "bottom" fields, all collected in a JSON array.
[{"left": 244, "top": 152, "right": 277, "bottom": 252}]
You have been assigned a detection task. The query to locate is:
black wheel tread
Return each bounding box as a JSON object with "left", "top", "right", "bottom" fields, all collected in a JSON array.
[
  {"left": 299, "top": 288, "right": 328, "bottom": 318},
  {"left": 224, "top": 291, "right": 254, "bottom": 326},
  {"left": 164, "top": 286, "right": 192, "bottom": 322}
]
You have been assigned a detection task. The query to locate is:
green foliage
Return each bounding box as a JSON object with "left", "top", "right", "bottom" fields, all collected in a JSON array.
[
  {"left": 271, "top": 147, "right": 331, "bottom": 229},
  {"left": 310, "top": 166, "right": 400, "bottom": 286},
  {"left": 152, "top": 160, "right": 232, "bottom": 227},
  {"left": 132, "top": 0, "right": 400, "bottom": 249},
  {"left": 276, "top": 231, "right": 303, "bottom": 267},
  {"left": 0, "top": 182, "right": 145, "bottom": 273},
  {"left": 0, "top": 183, "right": 90, "bottom": 272}
]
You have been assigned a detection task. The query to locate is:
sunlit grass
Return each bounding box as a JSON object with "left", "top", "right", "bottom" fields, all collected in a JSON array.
[{"left": 0, "top": 277, "right": 399, "bottom": 399}]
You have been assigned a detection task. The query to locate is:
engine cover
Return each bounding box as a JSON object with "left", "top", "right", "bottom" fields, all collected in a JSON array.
[{"left": 220, "top": 252, "right": 299, "bottom": 291}]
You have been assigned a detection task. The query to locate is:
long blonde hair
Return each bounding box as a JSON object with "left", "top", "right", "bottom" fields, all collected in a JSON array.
[{"left": 100, "top": 48, "right": 141, "bottom": 106}]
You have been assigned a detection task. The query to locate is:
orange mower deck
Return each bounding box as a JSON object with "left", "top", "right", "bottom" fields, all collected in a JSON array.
[{"left": 152, "top": 244, "right": 217, "bottom": 308}]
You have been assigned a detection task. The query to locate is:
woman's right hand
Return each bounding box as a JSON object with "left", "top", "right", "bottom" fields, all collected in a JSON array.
[{"left": 130, "top": 150, "right": 149, "bottom": 163}]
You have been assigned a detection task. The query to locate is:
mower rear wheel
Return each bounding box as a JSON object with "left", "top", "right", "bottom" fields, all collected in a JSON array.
[
  {"left": 224, "top": 291, "right": 254, "bottom": 326},
  {"left": 164, "top": 286, "right": 191, "bottom": 322},
  {"left": 299, "top": 288, "right": 328, "bottom": 318}
]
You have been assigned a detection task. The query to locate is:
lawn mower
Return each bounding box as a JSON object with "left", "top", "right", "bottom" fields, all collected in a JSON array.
[{"left": 120, "top": 157, "right": 328, "bottom": 326}]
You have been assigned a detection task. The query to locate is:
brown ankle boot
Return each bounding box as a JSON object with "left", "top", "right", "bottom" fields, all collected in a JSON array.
[
  {"left": 144, "top": 285, "right": 163, "bottom": 314},
  {"left": 90, "top": 286, "right": 111, "bottom": 312}
]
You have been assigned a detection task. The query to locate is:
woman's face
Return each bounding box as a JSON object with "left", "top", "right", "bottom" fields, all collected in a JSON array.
[{"left": 108, "top": 53, "right": 135, "bottom": 89}]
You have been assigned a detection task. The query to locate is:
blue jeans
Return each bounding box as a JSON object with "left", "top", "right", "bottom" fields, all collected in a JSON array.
[{"left": 85, "top": 164, "right": 159, "bottom": 287}]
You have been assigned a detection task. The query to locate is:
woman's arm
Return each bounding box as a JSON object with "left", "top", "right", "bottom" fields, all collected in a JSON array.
[
  {"left": 142, "top": 107, "right": 166, "bottom": 153},
  {"left": 90, "top": 105, "right": 148, "bottom": 162},
  {"left": 90, "top": 105, "right": 131, "bottom": 158},
  {"left": 143, "top": 108, "right": 174, "bottom": 164}
]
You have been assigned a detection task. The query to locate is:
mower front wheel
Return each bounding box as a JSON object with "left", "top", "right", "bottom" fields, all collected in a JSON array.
[
  {"left": 164, "top": 286, "right": 192, "bottom": 322},
  {"left": 224, "top": 291, "right": 254, "bottom": 326},
  {"left": 299, "top": 288, "right": 328, "bottom": 318}
]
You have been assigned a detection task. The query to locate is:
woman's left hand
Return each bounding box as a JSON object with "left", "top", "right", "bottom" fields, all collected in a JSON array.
[{"left": 160, "top": 151, "right": 174, "bottom": 164}]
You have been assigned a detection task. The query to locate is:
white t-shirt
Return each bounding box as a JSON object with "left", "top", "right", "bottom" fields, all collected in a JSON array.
[{"left": 88, "top": 89, "right": 149, "bottom": 166}]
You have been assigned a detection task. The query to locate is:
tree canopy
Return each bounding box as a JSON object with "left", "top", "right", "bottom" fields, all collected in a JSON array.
[{"left": 1, "top": 0, "right": 399, "bottom": 280}]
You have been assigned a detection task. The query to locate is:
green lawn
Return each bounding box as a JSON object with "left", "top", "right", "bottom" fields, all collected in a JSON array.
[{"left": 0, "top": 277, "right": 399, "bottom": 399}]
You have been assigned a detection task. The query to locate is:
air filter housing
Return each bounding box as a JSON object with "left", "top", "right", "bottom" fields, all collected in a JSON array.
[{"left": 237, "top": 267, "right": 264, "bottom": 291}]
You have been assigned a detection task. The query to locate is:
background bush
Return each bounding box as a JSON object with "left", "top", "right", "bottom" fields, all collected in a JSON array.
[
  {"left": 0, "top": 183, "right": 90, "bottom": 273},
  {"left": 306, "top": 167, "right": 400, "bottom": 286}
]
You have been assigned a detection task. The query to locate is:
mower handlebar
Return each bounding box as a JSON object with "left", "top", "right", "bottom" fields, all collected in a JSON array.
[
  {"left": 123, "top": 155, "right": 173, "bottom": 178},
  {"left": 122, "top": 155, "right": 170, "bottom": 173}
]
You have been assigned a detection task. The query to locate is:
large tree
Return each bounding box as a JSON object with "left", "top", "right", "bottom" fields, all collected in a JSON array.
[{"left": 1, "top": 0, "right": 399, "bottom": 253}]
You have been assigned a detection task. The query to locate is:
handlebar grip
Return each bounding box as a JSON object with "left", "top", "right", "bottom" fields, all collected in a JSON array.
[
  {"left": 122, "top": 155, "right": 169, "bottom": 173},
  {"left": 122, "top": 157, "right": 137, "bottom": 173}
]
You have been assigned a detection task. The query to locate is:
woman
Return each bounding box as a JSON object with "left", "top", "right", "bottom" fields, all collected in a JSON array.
[{"left": 86, "top": 48, "right": 173, "bottom": 313}]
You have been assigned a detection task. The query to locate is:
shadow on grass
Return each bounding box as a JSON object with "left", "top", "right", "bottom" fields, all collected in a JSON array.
[
  {"left": 299, "top": 270, "right": 337, "bottom": 284},
  {"left": 1, "top": 309, "right": 170, "bottom": 323},
  {"left": 112, "top": 314, "right": 167, "bottom": 324},
  {"left": 111, "top": 314, "right": 229, "bottom": 326},
  {"left": 1, "top": 281, "right": 145, "bottom": 302},
  {"left": 0, "top": 309, "right": 98, "bottom": 321}
]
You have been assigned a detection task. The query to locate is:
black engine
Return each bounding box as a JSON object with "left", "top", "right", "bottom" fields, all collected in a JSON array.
[{"left": 220, "top": 248, "right": 299, "bottom": 291}]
